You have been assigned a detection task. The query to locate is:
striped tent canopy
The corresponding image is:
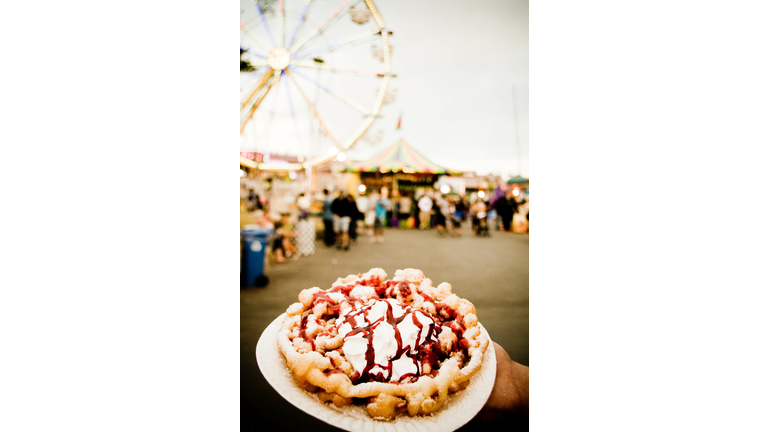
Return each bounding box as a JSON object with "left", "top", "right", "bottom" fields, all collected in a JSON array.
[{"left": 347, "top": 140, "right": 452, "bottom": 174}]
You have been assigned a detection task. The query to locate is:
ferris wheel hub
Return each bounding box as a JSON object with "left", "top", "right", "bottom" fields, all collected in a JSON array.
[{"left": 268, "top": 47, "right": 291, "bottom": 71}]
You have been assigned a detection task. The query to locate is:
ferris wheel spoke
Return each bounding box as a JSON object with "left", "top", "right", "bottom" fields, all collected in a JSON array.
[
  {"left": 241, "top": 69, "right": 270, "bottom": 93},
  {"left": 285, "top": 69, "right": 341, "bottom": 147},
  {"left": 253, "top": 1, "right": 277, "bottom": 48},
  {"left": 290, "top": 0, "right": 367, "bottom": 56},
  {"left": 241, "top": 72, "right": 280, "bottom": 133},
  {"left": 241, "top": 71, "right": 281, "bottom": 132},
  {"left": 371, "top": 73, "right": 391, "bottom": 115},
  {"left": 240, "top": 22, "right": 272, "bottom": 53},
  {"left": 264, "top": 72, "right": 284, "bottom": 145},
  {"left": 288, "top": 66, "right": 370, "bottom": 115},
  {"left": 292, "top": 28, "right": 381, "bottom": 60},
  {"left": 286, "top": 0, "right": 313, "bottom": 49},
  {"left": 241, "top": 69, "right": 274, "bottom": 110},
  {"left": 277, "top": 0, "right": 285, "bottom": 47},
  {"left": 242, "top": 54, "right": 270, "bottom": 70},
  {"left": 290, "top": 60, "right": 386, "bottom": 76},
  {"left": 310, "top": 154, "right": 336, "bottom": 167},
  {"left": 241, "top": 47, "right": 268, "bottom": 59},
  {"left": 283, "top": 78, "right": 306, "bottom": 155},
  {"left": 362, "top": 0, "right": 386, "bottom": 29},
  {"left": 245, "top": 62, "right": 270, "bottom": 71},
  {"left": 338, "top": 73, "right": 390, "bottom": 150},
  {"left": 283, "top": 72, "right": 296, "bottom": 119},
  {"left": 343, "top": 114, "right": 376, "bottom": 149},
  {"left": 240, "top": 76, "right": 257, "bottom": 93},
  {"left": 289, "top": 0, "right": 357, "bottom": 54}
]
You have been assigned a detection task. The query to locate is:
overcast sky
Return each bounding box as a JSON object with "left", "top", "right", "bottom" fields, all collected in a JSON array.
[
  {"left": 360, "top": 0, "right": 529, "bottom": 178},
  {"left": 241, "top": 0, "right": 528, "bottom": 178}
]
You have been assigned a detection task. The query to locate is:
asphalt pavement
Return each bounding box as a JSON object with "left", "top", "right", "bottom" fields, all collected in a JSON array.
[{"left": 241, "top": 220, "right": 528, "bottom": 431}]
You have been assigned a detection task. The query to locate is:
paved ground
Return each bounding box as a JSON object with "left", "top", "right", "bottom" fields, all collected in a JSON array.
[{"left": 241, "top": 221, "right": 528, "bottom": 431}]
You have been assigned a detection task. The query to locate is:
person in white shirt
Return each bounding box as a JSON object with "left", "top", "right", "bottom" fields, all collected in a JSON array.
[
  {"left": 418, "top": 192, "right": 434, "bottom": 230},
  {"left": 296, "top": 193, "right": 311, "bottom": 218},
  {"left": 366, "top": 192, "right": 379, "bottom": 238},
  {"left": 398, "top": 195, "right": 412, "bottom": 228}
]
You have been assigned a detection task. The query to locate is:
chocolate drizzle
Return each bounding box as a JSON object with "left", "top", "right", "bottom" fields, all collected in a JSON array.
[{"left": 339, "top": 300, "right": 438, "bottom": 384}]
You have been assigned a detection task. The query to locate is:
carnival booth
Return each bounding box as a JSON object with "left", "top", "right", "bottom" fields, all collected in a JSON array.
[
  {"left": 344, "top": 140, "right": 460, "bottom": 229},
  {"left": 346, "top": 140, "right": 458, "bottom": 195}
]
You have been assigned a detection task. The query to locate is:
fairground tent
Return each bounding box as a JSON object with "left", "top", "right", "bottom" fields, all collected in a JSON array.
[
  {"left": 507, "top": 176, "right": 529, "bottom": 184},
  {"left": 346, "top": 140, "right": 456, "bottom": 174}
]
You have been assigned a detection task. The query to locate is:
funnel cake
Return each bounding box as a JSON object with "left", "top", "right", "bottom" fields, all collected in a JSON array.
[{"left": 277, "top": 268, "right": 489, "bottom": 421}]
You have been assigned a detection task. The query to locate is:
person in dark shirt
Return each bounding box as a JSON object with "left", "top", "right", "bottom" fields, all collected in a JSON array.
[
  {"left": 495, "top": 193, "right": 512, "bottom": 232},
  {"left": 247, "top": 189, "right": 262, "bottom": 211},
  {"left": 346, "top": 194, "right": 363, "bottom": 243},
  {"left": 322, "top": 189, "right": 336, "bottom": 247},
  {"left": 331, "top": 191, "right": 355, "bottom": 250}
]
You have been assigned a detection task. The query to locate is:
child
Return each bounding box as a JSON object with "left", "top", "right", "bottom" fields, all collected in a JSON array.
[
  {"left": 373, "top": 192, "right": 389, "bottom": 243},
  {"left": 272, "top": 214, "right": 297, "bottom": 263}
]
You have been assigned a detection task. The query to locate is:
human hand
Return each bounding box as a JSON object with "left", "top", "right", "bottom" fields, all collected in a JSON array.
[{"left": 462, "top": 342, "right": 528, "bottom": 430}]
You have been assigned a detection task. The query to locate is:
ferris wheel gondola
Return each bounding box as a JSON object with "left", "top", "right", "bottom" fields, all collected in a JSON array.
[{"left": 240, "top": 0, "right": 394, "bottom": 168}]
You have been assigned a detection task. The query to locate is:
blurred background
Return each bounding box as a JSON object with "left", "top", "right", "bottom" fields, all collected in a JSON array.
[
  {"left": 240, "top": 0, "right": 529, "bottom": 430},
  {"left": 8, "top": 0, "right": 763, "bottom": 431}
]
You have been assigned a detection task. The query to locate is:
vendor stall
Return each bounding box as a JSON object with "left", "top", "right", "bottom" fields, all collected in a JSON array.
[{"left": 345, "top": 140, "right": 459, "bottom": 195}]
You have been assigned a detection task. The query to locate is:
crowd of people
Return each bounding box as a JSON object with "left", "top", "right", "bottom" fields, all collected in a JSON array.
[
  {"left": 320, "top": 188, "right": 391, "bottom": 249},
  {"left": 241, "top": 182, "right": 529, "bottom": 266},
  {"left": 317, "top": 186, "right": 529, "bottom": 247}
]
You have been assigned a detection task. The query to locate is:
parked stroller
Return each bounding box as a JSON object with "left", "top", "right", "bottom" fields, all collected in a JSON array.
[
  {"left": 448, "top": 212, "right": 463, "bottom": 237},
  {"left": 474, "top": 211, "right": 490, "bottom": 237}
]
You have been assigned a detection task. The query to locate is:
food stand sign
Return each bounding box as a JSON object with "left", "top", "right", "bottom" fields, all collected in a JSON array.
[{"left": 240, "top": 152, "right": 263, "bottom": 162}]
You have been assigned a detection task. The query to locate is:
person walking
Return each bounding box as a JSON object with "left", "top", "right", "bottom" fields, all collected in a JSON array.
[
  {"left": 434, "top": 194, "right": 449, "bottom": 236},
  {"left": 356, "top": 193, "right": 370, "bottom": 234},
  {"left": 470, "top": 197, "right": 488, "bottom": 235},
  {"left": 398, "top": 194, "right": 412, "bottom": 229},
  {"left": 321, "top": 189, "right": 335, "bottom": 247},
  {"left": 332, "top": 191, "right": 354, "bottom": 250},
  {"left": 373, "top": 191, "right": 390, "bottom": 243},
  {"left": 447, "top": 197, "right": 463, "bottom": 236},
  {"left": 454, "top": 197, "right": 468, "bottom": 227},
  {"left": 364, "top": 191, "right": 378, "bottom": 237},
  {"left": 508, "top": 191, "right": 519, "bottom": 230},
  {"left": 496, "top": 191, "right": 514, "bottom": 232},
  {"left": 346, "top": 193, "right": 362, "bottom": 244},
  {"left": 418, "top": 192, "right": 433, "bottom": 230},
  {"left": 383, "top": 192, "right": 394, "bottom": 228}
]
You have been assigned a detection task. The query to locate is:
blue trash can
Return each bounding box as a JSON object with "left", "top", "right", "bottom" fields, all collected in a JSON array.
[{"left": 241, "top": 226, "right": 273, "bottom": 287}]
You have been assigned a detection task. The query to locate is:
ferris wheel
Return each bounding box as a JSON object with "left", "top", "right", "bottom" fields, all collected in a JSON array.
[{"left": 240, "top": 0, "right": 395, "bottom": 168}]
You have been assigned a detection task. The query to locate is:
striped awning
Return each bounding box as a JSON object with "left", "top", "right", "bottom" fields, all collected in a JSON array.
[{"left": 346, "top": 140, "right": 451, "bottom": 174}]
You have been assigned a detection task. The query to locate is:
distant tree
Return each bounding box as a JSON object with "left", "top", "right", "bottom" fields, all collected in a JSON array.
[
  {"left": 257, "top": 0, "right": 277, "bottom": 16},
  {"left": 240, "top": 48, "right": 257, "bottom": 72}
]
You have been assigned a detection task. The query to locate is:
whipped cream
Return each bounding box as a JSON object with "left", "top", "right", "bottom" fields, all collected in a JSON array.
[{"left": 337, "top": 299, "right": 437, "bottom": 382}]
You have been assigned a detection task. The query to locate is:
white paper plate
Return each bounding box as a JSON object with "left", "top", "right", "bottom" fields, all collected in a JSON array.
[{"left": 256, "top": 313, "right": 496, "bottom": 432}]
